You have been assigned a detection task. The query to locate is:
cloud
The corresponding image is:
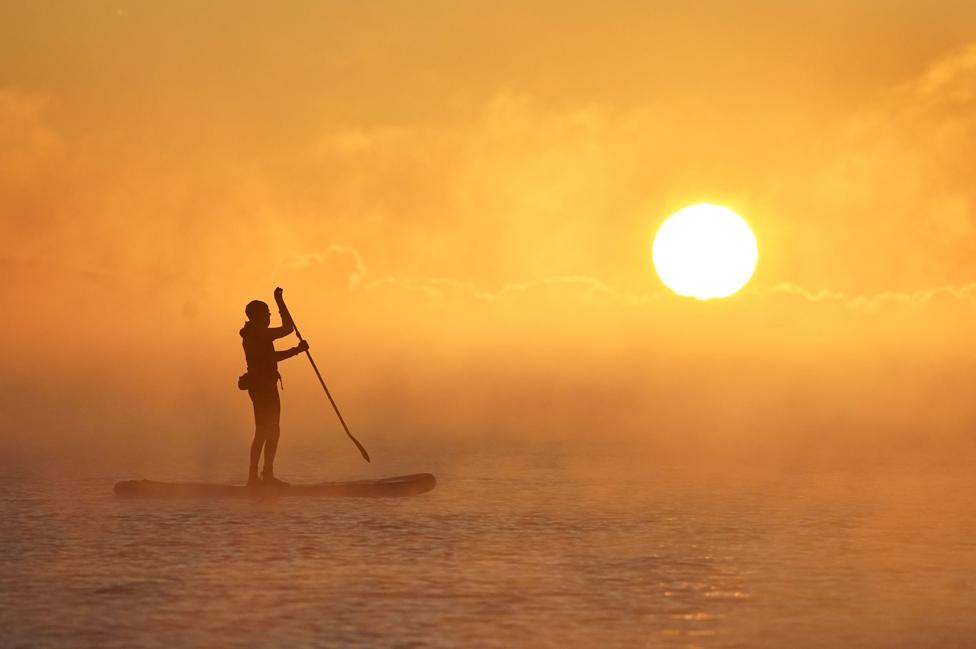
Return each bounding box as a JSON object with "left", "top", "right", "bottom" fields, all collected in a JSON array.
[
  {"left": 913, "top": 43, "right": 976, "bottom": 105},
  {"left": 280, "top": 93, "right": 671, "bottom": 288},
  {"left": 283, "top": 243, "right": 976, "bottom": 321},
  {"left": 286, "top": 244, "right": 368, "bottom": 289},
  {"left": 785, "top": 42, "right": 976, "bottom": 294},
  {"left": 284, "top": 47, "right": 976, "bottom": 299},
  {"left": 758, "top": 282, "right": 976, "bottom": 312},
  {"left": 0, "top": 89, "right": 68, "bottom": 253},
  {"left": 0, "top": 90, "right": 60, "bottom": 183},
  {"left": 366, "top": 273, "right": 659, "bottom": 307}
]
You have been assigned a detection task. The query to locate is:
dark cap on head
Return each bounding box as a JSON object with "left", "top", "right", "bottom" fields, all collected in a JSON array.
[{"left": 245, "top": 300, "right": 270, "bottom": 320}]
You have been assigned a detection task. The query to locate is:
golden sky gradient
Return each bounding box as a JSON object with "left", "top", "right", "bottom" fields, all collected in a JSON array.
[{"left": 3, "top": 2, "right": 976, "bottom": 470}]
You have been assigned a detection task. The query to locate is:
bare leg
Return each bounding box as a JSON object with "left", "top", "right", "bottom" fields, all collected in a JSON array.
[
  {"left": 261, "top": 389, "right": 282, "bottom": 478},
  {"left": 249, "top": 431, "right": 265, "bottom": 481},
  {"left": 248, "top": 385, "right": 278, "bottom": 483}
]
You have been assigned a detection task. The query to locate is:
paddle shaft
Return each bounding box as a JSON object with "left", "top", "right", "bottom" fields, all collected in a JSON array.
[{"left": 280, "top": 298, "right": 371, "bottom": 463}]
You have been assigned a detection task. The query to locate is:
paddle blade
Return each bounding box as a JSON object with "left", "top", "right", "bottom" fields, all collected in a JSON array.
[{"left": 353, "top": 437, "right": 371, "bottom": 463}]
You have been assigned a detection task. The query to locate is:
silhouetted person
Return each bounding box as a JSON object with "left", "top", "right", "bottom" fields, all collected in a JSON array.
[{"left": 240, "top": 287, "right": 308, "bottom": 487}]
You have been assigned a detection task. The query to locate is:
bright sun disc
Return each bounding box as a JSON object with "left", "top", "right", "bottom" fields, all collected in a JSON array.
[{"left": 652, "top": 203, "right": 758, "bottom": 300}]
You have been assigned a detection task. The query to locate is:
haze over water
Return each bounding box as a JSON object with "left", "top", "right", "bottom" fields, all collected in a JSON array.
[{"left": 2, "top": 448, "right": 974, "bottom": 649}]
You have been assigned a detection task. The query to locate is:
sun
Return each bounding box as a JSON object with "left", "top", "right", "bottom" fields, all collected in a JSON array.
[{"left": 652, "top": 203, "right": 758, "bottom": 300}]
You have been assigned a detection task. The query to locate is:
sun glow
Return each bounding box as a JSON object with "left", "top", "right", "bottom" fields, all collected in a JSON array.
[{"left": 652, "top": 204, "right": 758, "bottom": 300}]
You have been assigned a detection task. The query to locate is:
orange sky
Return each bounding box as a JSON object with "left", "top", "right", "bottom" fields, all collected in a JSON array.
[{"left": 3, "top": 2, "right": 976, "bottom": 472}]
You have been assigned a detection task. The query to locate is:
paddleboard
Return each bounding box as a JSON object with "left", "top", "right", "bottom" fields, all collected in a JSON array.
[{"left": 114, "top": 473, "right": 436, "bottom": 498}]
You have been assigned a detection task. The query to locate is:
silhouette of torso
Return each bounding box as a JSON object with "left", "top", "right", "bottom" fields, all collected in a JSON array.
[{"left": 240, "top": 322, "right": 281, "bottom": 386}]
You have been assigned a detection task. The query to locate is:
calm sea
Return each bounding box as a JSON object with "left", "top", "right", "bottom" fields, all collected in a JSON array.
[{"left": 2, "top": 453, "right": 974, "bottom": 648}]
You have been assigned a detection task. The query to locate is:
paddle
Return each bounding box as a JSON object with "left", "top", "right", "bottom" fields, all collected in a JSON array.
[{"left": 278, "top": 291, "right": 371, "bottom": 463}]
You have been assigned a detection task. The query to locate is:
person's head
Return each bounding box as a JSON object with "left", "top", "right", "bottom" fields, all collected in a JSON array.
[{"left": 245, "top": 299, "right": 271, "bottom": 327}]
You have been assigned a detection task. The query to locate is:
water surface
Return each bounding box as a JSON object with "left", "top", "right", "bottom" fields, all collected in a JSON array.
[{"left": 2, "top": 458, "right": 974, "bottom": 648}]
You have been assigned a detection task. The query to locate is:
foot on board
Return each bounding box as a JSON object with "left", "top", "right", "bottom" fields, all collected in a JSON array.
[{"left": 262, "top": 475, "right": 290, "bottom": 488}]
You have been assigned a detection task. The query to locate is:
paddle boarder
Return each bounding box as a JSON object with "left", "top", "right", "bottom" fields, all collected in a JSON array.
[{"left": 239, "top": 287, "right": 308, "bottom": 487}]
